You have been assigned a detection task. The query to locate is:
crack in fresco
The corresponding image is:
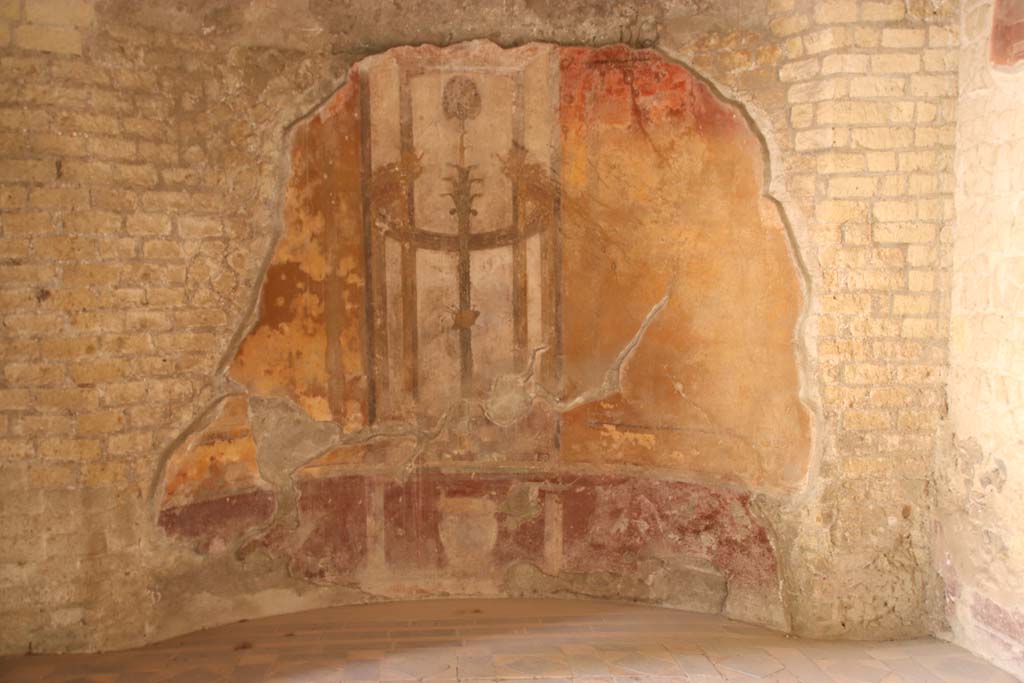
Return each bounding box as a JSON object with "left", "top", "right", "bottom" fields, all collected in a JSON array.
[{"left": 234, "top": 290, "right": 671, "bottom": 558}]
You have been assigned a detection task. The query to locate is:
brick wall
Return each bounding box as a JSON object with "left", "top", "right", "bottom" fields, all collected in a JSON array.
[
  {"left": 0, "top": 0, "right": 962, "bottom": 654},
  {"left": 668, "top": 0, "right": 957, "bottom": 639}
]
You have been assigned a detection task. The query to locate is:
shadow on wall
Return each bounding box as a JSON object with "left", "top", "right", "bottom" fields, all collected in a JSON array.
[{"left": 150, "top": 41, "right": 812, "bottom": 632}]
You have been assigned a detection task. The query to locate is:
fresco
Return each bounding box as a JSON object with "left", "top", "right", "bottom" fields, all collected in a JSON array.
[{"left": 153, "top": 42, "right": 809, "bottom": 627}]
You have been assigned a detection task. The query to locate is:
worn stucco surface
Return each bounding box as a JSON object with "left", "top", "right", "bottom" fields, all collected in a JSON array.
[
  {"left": 154, "top": 41, "right": 807, "bottom": 633},
  {"left": 939, "top": 0, "right": 1024, "bottom": 677},
  {"left": 0, "top": 0, "right": 960, "bottom": 660}
]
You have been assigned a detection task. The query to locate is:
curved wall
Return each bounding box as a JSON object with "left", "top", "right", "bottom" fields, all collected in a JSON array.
[
  {"left": 0, "top": 0, "right": 961, "bottom": 655},
  {"left": 152, "top": 42, "right": 810, "bottom": 632}
]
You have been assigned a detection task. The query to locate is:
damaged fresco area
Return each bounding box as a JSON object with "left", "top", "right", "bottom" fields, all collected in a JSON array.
[
  {"left": 992, "top": 0, "right": 1024, "bottom": 66},
  {"left": 152, "top": 41, "right": 810, "bottom": 629}
]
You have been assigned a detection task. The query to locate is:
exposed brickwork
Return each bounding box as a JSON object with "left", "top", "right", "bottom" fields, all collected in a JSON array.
[
  {"left": 0, "top": 0, "right": 962, "bottom": 658},
  {"left": 668, "top": 0, "right": 957, "bottom": 640}
]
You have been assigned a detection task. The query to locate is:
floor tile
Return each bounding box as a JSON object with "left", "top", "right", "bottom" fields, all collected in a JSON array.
[{"left": 0, "top": 599, "right": 1015, "bottom": 683}]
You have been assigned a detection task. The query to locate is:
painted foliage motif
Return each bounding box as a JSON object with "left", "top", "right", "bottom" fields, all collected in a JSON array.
[{"left": 154, "top": 42, "right": 809, "bottom": 626}]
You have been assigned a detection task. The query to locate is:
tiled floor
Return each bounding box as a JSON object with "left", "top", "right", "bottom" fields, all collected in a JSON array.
[{"left": 0, "top": 598, "right": 1018, "bottom": 682}]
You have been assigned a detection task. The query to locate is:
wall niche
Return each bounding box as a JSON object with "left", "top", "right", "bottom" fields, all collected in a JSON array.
[{"left": 153, "top": 41, "right": 811, "bottom": 629}]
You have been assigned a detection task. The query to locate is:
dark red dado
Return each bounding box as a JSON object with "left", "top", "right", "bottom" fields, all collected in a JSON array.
[{"left": 159, "top": 469, "right": 782, "bottom": 621}]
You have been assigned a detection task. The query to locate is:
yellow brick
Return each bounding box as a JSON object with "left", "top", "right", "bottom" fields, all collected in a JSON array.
[
  {"left": 787, "top": 173, "right": 816, "bottom": 196},
  {"left": 39, "top": 436, "right": 103, "bottom": 461},
  {"left": 882, "top": 28, "right": 926, "bottom": 48},
  {"left": 173, "top": 309, "right": 227, "bottom": 327},
  {"left": 125, "top": 213, "right": 171, "bottom": 236},
  {"left": 28, "top": 462, "right": 80, "bottom": 487},
  {"left": 899, "top": 150, "right": 947, "bottom": 172},
  {"left": 923, "top": 49, "right": 957, "bottom": 72},
  {"left": 795, "top": 126, "right": 849, "bottom": 151},
  {"left": 783, "top": 36, "right": 805, "bottom": 59},
  {"left": 861, "top": 1, "right": 906, "bottom": 22},
  {"left": 896, "top": 364, "right": 943, "bottom": 384},
  {"left": 111, "top": 163, "right": 158, "bottom": 187},
  {"left": 878, "top": 175, "right": 907, "bottom": 197},
  {"left": 770, "top": 13, "right": 810, "bottom": 37},
  {"left": 893, "top": 294, "right": 933, "bottom": 316},
  {"left": 853, "top": 127, "right": 913, "bottom": 151},
  {"left": 1, "top": 211, "right": 53, "bottom": 236},
  {"left": 908, "top": 270, "right": 936, "bottom": 291},
  {"left": 790, "top": 103, "right": 815, "bottom": 128},
  {"left": 29, "top": 187, "right": 89, "bottom": 209},
  {"left": 841, "top": 456, "right": 893, "bottom": 478},
  {"left": 0, "top": 0, "right": 20, "bottom": 19},
  {"left": 0, "top": 439, "right": 34, "bottom": 460},
  {"left": 804, "top": 27, "right": 849, "bottom": 54},
  {"left": 35, "top": 387, "right": 99, "bottom": 411},
  {"left": 821, "top": 292, "right": 874, "bottom": 314},
  {"left": 914, "top": 126, "right": 955, "bottom": 147},
  {"left": 82, "top": 461, "right": 128, "bottom": 487},
  {"left": 817, "top": 101, "right": 914, "bottom": 125},
  {"left": 25, "top": 0, "right": 95, "bottom": 27},
  {"left": 124, "top": 310, "right": 173, "bottom": 332},
  {"left": 177, "top": 216, "right": 222, "bottom": 239},
  {"left": 910, "top": 74, "right": 956, "bottom": 97},
  {"left": 814, "top": 0, "right": 857, "bottom": 24},
  {"left": 917, "top": 198, "right": 948, "bottom": 220},
  {"left": 898, "top": 409, "right": 938, "bottom": 431},
  {"left": 916, "top": 102, "right": 938, "bottom": 123},
  {"left": 866, "top": 152, "right": 897, "bottom": 172},
  {"left": 821, "top": 53, "right": 869, "bottom": 74},
  {"left": 828, "top": 176, "right": 877, "bottom": 198},
  {"left": 77, "top": 410, "right": 126, "bottom": 435},
  {"left": 0, "top": 185, "right": 29, "bottom": 208},
  {"left": 844, "top": 409, "right": 893, "bottom": 430},
  {"left": 819, "top": 340, "right": 864, "bottom": 361},
  {"left": 850, "top": 76, "right": 905, "bottom": 98},
  {"left": 842, "top": 268, "right": 905, "bottom": 290},
  {"left": 13, "top": 24, "right": 81, "bottom": 54},
  {"left": 871, "top": 53, "right": 921, "bottom": 74},
  {"left": 817, "top": 152, "right": 866, "bottom": 174},
  {"left": 873, "top": 222, "right": 937, "bottom": 243},
  {"left": 108, "top": 431, "right": 151, "bottom": 456},
  {"left": 0, "top": 159, "right": 54, "bottom": 183},
  {"left": 39, "top": 336, "right": 99, "bottom": 359},
  {"left": 102, "top": 381, "right": 147, "bottom": 405},
  {"left": 88, "top": 136, "right": 136, "bottom": 161},
  {"left": 928, "top": 26, "right": 957, "bottom": 47},
  {"left": 14, "top": 415, "right": 73, "bottom": 436},
  {"left": 33, "top": 235, "right": 99, "bottom": 260},
  {"left": 3, "top": 362, "right": 64, "bottom": 386},
  {"left": 99, "top": 333, "right": 153, "bottom": 354},
  {"left": 70, "top": 311, "right": 125, "bottom": 334},
  {"left": 788, "top": 77, "right": 848, "bottom": 103},
  {"left": 853, "top": 26, "right": 881, "bottom": 48},
  {"left": 872, "top": 201, "right": 917, "bottom": 222},
  {"left": 63, "top": 263, "right": 121, "bottom": 286},
  {"left": 843, "top": 362, "right": 892, "bottom": 385},
  {"left": 817, "top": 200, "right": 869, "bottom": 223},
  {"left": 901, "top": 319, "right": 942, "bottom": 338},
  {"left": 56, "top": 112, "right": 120, "bottom": 136},
  {"left": 69, "top": 360, "right": 132, "bottom": 384},
  {"left": 868, "top": 387, "right": 918, "bottom": 406},
  {"left": 142, "top": 239, "right": 183, "bottom": 260},
  {"left": 842, "top": 223, "right": 872, "bottom": 244},
  {"left": 779, "top": 57, "right": 819, "bottom": 81}
]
